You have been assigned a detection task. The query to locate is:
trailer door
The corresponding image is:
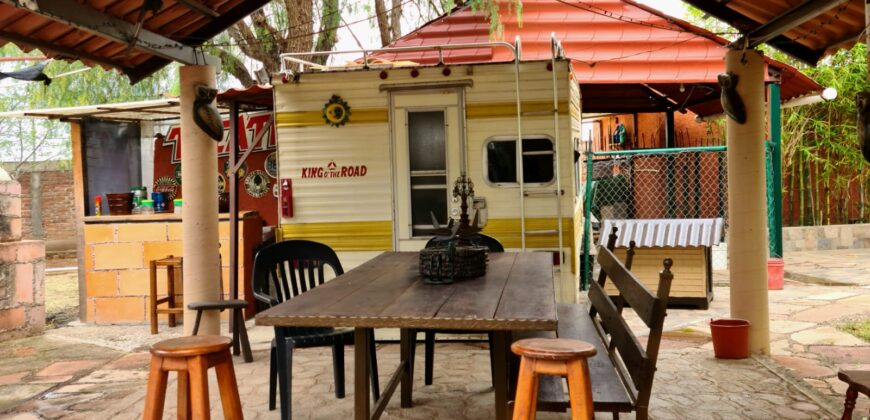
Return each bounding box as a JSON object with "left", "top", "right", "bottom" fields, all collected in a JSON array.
[{"left": 391, "top": 89, "right": 464, "bottom": 251}]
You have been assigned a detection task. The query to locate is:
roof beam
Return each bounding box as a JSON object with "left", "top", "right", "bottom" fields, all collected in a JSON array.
[
  {"left": 743, "top": 0, "right": 849, "bottom": 47},
  {"left": 681, "top": 0, "right": 827, "bottom": 64},
  {"left": 174, "top": 0, "right": 219, "bottom": 19},
  {"left": 0, "top": 29, "right": 130, "bottom": 71},
  {"left": 125, "top": 0, "right": 270, "bottom": 83},
  {"left": 0, "top": 0, "right": 214, "bottom": 66}
]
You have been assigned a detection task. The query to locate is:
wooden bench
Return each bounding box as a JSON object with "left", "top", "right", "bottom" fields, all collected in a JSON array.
[{"left": 536, "top": 227, "right": 674, "bottom": 419}]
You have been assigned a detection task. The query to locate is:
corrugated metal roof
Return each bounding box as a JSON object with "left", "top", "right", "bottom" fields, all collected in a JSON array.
[
  {"left": 0, "top": 85, "right": 272, "bottom": 121},
  {"left": 599, "top": 218, "right": 725, "bottom": 248},
  {"left": 377, "top": 0, "right": 821, "bottom": 116}
]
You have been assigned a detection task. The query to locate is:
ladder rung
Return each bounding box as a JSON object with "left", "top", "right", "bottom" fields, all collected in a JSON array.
[
  {"left": 523, "top": 189, "right": 564, "bottom": 197},
  {"left": 525, "top": 229, "right": 558, "bottom": 235}
]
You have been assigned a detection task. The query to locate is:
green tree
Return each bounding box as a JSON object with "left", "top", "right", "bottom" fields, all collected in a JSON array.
[{"left": 0, "top": 43, "right": 175, "bottom": 177}]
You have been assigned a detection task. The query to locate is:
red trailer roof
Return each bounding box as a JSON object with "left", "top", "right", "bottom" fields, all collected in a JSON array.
[{"left": 378, "top": 0, "right": 821, "bottom": 116}]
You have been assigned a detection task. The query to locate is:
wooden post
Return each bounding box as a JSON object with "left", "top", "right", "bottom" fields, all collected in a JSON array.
[
  {"left": 70, "top": 121, "right": 88, "bottom": 321},
  {"left": 180, "top": 65, "right": 221, "bottom": 335},
  {"left": 725, "top": 49, "right": 770, "bottom": 354}
]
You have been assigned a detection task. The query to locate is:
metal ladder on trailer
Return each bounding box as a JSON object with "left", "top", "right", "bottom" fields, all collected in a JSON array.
[{"left": 515, "top": 35, "right": 565, "bottom": 273}]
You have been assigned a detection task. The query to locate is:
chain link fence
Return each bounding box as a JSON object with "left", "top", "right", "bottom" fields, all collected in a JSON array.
[{"left": 581, "top": 146, "right": 730, "bottom": 287}]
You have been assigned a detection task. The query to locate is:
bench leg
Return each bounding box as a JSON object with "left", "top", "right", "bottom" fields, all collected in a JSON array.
[
  {"left": 634, "top": 406, "right": 647, "bottom": 420},
  {"left": 841, "top": 386, "right": 857, "bottom": 420}
]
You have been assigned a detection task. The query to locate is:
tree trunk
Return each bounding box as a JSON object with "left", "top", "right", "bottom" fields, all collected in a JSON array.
[
  {"left": 313, "top": 0, "right": 340, "bottom": 65},
  {"left": 374, "top": 0, "right": 392, "bottom": 46},
  {"left": 390, "top": 0, "right": 403, "bottom": 41}
]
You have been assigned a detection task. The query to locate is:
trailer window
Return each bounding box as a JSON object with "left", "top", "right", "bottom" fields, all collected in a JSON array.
[{"left": 485, "top": 137, "right": 554, "bottom": 185}]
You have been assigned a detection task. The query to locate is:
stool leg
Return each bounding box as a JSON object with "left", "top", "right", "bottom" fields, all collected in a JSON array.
[
  {"left": 566, "top": 359, "right": 594, "bottom": 420},
  {"left": 187, "top": 355, "right": 211, "bottom": 420},
  {"left": 149, "top": 261, "right": 158, "bottom": 335},
  {"left": 214, "top": 350, "right": 244, "bottom": 420},
  {"left": 177, "top": 371, "right": 191, "bottom": 420},
  {"left": 192, "top": 310, "right": 203, "bottom": 336},
  {"left": 235, "top": 309, "right": 253, "bottom": 363},
  {"left": 512, "top": 357, "right": 539, "bottom": 420},
  {"left": 841, "top": 386, "right": 857, "bottom": 420},
  {"left": 143, "top": 356, "right": 168, "bottom": 420},
  {"left": 167, "top": 265, "right": 176, "bottom": 328}
]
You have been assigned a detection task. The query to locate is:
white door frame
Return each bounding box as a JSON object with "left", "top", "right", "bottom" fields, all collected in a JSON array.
[{"left": 389, "top": 88, "right": 465, "bottom": 251}]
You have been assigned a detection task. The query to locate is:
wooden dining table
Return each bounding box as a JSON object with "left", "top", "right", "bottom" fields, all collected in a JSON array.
[{"left": 255, "top": 251, "right": 558, "bottom": 420}]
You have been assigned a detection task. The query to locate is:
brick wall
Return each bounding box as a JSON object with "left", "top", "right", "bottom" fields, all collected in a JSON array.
[
  {"left": 82, "top": 213, "right": 262, "bottom": 324},
  {"left": 0, "top": 179, "right": 46, "bottom": 340},
  {"left": 15, "top": 170, "right": 76, "bottom": 243}
]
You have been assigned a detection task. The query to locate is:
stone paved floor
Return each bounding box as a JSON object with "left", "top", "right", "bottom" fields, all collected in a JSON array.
[
  {"left": 784, "top": 249, "right": 870, "bottom": 286},
  {"left": 0, "top": 280, "right": 868, "bottom": 419}
]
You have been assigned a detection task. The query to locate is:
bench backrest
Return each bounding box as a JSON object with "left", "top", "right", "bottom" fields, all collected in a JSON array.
[{"left": 589, "top": 226, "right": 674, "bottom": 409}]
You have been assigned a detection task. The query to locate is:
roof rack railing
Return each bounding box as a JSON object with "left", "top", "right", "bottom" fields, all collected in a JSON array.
[{"left": 279, "top": 41, "right": 519, "bottom": 76}]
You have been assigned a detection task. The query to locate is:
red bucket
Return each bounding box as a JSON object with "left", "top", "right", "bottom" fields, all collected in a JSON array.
[
  {"left": 710, "top": 319, "right": 751, "bottom": 359},
  {"left": 768, "top": 258, "right": 784, "bottom": 290}
]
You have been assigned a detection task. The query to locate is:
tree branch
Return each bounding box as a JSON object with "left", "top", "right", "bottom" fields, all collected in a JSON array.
[{"left": 209, "top": 47, "right": 255, "bottom": 87}]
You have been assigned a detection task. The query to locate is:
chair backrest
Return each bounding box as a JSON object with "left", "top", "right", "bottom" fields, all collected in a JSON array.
[
  {"left": 252, "top": 240, "right": 344, "bottom": 308},
  {"left": 589, "top": 226, "right": 673, "bottom": 409},
  {"left": 425, "top": 233, "right": 504, "bottom": 252}
]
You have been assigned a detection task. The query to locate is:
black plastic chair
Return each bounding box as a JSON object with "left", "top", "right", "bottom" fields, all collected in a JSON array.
[
  {"left": 252, "top": 240, "right": 380, "bottom": 419},
  {"left": 419, "top": 233, "right": 503, "bottom": 385}
]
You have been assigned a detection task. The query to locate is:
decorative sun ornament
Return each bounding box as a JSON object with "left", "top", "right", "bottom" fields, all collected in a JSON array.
[{"left": 322, "top": 95, "right": 351, "bottom": 127}]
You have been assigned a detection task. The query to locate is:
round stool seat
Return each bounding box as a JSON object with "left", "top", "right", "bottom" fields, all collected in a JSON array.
[
  {"left": 511, "top": 338, "right": 597, "bottom": 361},
  {"left": 151, "top": 335, "right": 232, "bottom": 358}
]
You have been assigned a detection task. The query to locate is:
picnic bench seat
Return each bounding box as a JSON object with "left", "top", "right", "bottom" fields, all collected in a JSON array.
[{"left": 536, "top": 227, "right": 674, "bottom": 419}]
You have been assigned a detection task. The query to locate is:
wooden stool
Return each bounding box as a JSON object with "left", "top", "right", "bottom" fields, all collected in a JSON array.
[
  {"left": 143, "top": 335, "right": 243, "bottom": 420},
  {"left": 511, "top": 338, "right": 597, "bottom": 420},
  {"left": 838, "top": 370, "right": 870, "bottom": 420},
  {"left": 150, "top": 256, "right": 184, "bottom": 334}
]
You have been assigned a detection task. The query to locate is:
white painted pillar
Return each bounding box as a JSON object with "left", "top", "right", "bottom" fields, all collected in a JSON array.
[
  {"left": 725, "top": 49, "right": 770, "bottom": 354},
  {"left": 180, "top": 65, "right": 221, "bottom": 335}
]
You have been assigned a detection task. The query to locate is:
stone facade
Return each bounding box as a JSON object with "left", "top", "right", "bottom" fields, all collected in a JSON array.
[
  {"left": 782, "top": 223, "right": 870, "bottom": 252},
  {"left": 0, "top": 179, "right": 46, "bottom": 340}
]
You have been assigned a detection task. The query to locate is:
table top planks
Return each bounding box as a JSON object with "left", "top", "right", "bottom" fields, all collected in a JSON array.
[{"left": 255, "top": 252, "right": 558, "bottom": 331}]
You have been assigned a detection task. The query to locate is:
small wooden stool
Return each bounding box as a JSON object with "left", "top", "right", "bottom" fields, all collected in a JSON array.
[
  {"left": 838, "top": 370, "right": 870, "bottom": 420},
  {"left": 511, "top": 338, "right": 597, "bottom": 420},
  {"left": 149, "top": 256, "right": 184, "bottom": 334},
  {"left": 143, "top": 335, "right": 243, "bottom": 420}
]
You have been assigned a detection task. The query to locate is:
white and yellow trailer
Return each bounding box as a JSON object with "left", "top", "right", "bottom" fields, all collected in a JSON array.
[{"left": 272, "top": 41, "right": 583, "bottom": 303}]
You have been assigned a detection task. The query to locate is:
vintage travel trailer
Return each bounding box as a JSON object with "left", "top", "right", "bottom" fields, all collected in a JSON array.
[{"left": 272, "top": 40, "right": 583, "bottom": 303}]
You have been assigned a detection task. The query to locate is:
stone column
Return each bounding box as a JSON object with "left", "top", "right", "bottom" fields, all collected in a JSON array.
[
  {"left": 179, "top": 65, "right": 221, "bottom": 335},
  {"left": 725, "top": 49, "right": 770, "bottom": 354}
]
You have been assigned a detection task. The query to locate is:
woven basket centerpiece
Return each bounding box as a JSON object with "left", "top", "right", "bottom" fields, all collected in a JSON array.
[
  {"left": 419, "top": 173, "right": 490, "bottom": 285},
  {"left": 419, "top": 243, "right": 488, "bottom": 284}
]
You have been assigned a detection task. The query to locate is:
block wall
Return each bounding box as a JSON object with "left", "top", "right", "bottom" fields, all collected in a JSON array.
[
  {"left": 783, "top": 224, "right": 870, "bottom": 252},
  {"left": 82, "top": 215, "right": 261, "bottom": 324},
  {"left": 15, "top": 170, "right": 76, "bottom": 243},
  {"left": 0, "top": 180, "right": 46, "bottom": 340}
]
